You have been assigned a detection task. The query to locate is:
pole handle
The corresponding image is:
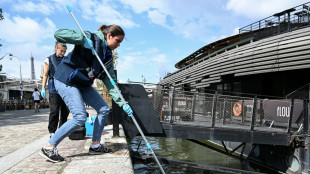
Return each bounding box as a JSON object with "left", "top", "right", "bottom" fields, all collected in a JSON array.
[
  {"left": 66, "top": 5, "right": 72, "bottom": 12},
  {"left": 65, "top": 6, "right": 165, "bottom": 173}
]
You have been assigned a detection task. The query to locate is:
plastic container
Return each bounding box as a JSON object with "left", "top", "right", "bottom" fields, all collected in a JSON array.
[{"left": 85, "top": 114, "right": 96, "bottom": 135}]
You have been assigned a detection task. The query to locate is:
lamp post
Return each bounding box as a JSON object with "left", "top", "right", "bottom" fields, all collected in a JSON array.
[
  {"left": 0, "top": 53, "right": 13, "bottom": 60},
  {"left": 10, "top": 56, "right": 23, "bottom": 101}
]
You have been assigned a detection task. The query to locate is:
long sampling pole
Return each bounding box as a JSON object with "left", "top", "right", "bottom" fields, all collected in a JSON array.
[{"left": 65, "top": 5, "right": 166, "bottom": 174}]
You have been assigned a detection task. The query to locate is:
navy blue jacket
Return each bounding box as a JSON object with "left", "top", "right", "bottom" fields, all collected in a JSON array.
[
  {"left": 48, "top": 53, "right": 64, "bottom": 94},
  {"left": 53, "top": 29, "right": 123, "bottom": 107}
]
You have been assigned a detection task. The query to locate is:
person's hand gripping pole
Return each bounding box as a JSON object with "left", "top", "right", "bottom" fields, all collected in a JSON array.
[
  {"left": 122, "top": 104, "right": 133, "bottom": 116},
  {"left": 66, "top": 5, "right": 165, "bottom": 174}
]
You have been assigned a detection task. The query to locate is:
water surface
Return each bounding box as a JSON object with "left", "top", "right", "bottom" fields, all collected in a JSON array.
[{"left": 129, "top": 137, "right": 250, "bottom": 174}]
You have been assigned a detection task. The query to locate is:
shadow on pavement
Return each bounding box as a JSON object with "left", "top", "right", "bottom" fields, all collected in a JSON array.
[{"left": 0, "top": 109, "right": 50, "bottom": 127}]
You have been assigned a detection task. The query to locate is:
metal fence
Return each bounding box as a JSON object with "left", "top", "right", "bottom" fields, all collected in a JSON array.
[
  {"left": 239, "top": 2, "right": 310, "bottom": 41},
  {"left": 148, "top": 88, "right": 309, "bottom": 134},
  {"left": 0, "top": 100, "right": 49, "bottom": 111}
]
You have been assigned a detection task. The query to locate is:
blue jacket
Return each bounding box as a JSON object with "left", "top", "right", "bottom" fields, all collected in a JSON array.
[
  {"left": 48, "top": 53, "right": 63, "bottom": 94},
  {"left": 53, "top": 29, "right": 123, "bottom": 107}
]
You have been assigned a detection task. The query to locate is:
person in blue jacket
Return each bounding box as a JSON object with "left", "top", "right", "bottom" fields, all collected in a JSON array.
[
  {"left": 39, "top": 24, "right": 133, "bottom": 163},
  {"left": 41, "top": 41, "right": 69, "bottom": 138}
]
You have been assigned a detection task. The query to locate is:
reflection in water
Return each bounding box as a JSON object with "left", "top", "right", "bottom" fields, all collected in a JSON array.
[{"left": 129, "top": 137, "right": 248, "bottom": 174}]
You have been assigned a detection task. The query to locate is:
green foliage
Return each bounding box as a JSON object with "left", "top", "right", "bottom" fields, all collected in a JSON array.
[
  {"left": 0, "top": 8, "right": 3, "bottom": 72},
  {"left": 0, "top": 8, "right": 3, "bottom": 20}
]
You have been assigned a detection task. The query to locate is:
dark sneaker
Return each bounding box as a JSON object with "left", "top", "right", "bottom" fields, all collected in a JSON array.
[
  {"left": 39, "top": 146, "right": 64, "bottom": 163},
  {"left": 88, "top": 144, "right": 113, "bottom": 155}
]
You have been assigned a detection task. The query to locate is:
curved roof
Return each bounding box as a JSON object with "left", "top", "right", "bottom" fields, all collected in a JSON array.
[
  {"left": 175, "top": 2, "right": 310, "bottom": 69},
  {"left": 175, "top": 33, "right": 242, "bottom": 69}
]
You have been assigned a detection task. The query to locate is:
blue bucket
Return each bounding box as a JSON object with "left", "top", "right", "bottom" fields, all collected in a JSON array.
[{"left": 85, "top": 115, "right": 96, "bottom": 136}]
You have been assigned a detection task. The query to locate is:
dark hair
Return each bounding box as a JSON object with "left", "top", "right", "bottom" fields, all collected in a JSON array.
[
  {"left": 98, "top": 25, "right": 125, "bottom": 39},
  {"left": 35, "top": 88, "right": 38, "bottom": 91}
]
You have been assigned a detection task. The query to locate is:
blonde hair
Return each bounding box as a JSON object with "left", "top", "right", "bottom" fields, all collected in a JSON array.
[{"left": 55, "top": 41, "right": 67, "bottom": 49}]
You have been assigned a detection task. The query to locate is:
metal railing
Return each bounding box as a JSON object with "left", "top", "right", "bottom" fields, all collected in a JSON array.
[
  {"left": 239, "top": 2, "right": 310, "bottom": 41},
  {"left": 148, "top": 88, "right": 309, "bottom": 135},
  {"left": 0, "top": 100, "right": 49, "bottom": 111},
  {"left": 286, "top": 83, "right": 310, "bottom": 100}
]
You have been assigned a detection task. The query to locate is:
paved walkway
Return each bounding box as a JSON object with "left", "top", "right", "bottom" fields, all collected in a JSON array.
[{"left": 0, "top": 108, "right": 134, "bottom": 174}]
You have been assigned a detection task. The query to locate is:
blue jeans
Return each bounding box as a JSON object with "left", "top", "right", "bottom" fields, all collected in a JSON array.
[{"left": 49, "top": 79, "right": 110, "bottom": 147}]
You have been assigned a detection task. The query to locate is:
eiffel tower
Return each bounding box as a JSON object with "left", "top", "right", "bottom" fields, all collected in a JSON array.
[{"left": 30, "top": 53, "right": 36, "bottom": 81}]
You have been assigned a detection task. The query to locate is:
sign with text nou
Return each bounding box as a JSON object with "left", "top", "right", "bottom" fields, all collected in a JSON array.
[{"left": 263, "top": 99, "right": 303, "bottom": 123}]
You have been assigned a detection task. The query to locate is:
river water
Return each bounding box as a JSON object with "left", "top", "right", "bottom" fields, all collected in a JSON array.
[{"left": 129, "top": 136, "right": 267, "bottom": 174}]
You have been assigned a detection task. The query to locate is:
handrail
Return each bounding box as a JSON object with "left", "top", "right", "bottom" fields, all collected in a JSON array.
[
  {"left": 285, "top": 83, "right": 310, "bottom": 99},
  {"left": 151, "top": 88, "right": 309, "bottom": 137},
  {"left": 239, "top": 2, "right": 310, "bottom": 39}
]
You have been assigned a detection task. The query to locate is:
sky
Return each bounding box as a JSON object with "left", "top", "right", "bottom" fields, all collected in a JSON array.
[{"left": 0, "top": 0, "right": 309, "bottom": 84}]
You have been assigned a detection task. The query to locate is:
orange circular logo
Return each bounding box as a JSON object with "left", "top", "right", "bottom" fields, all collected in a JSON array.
[{"left": 233, "top": 102, "right": 242, "bottom": 116}]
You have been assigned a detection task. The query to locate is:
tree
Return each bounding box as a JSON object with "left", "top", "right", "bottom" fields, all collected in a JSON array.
[
  {"left": 0, "top": 8, "right": 3, "bottom": 20},
  {"left": 0, "top": 8, "right": 4, "bottom": 72},
  {"left": 0, "top": 8, "right": 3, "bottom": 48}
]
